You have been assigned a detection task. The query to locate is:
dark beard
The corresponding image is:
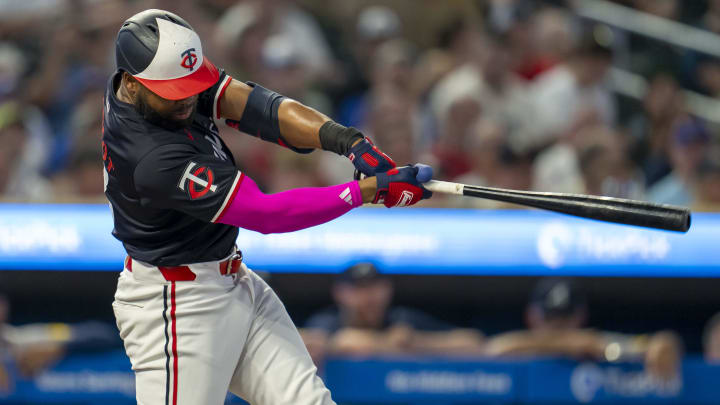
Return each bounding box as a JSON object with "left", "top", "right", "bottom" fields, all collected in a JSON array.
[{"left": 134, "top": 93, "right": 196, "bottom": 131}]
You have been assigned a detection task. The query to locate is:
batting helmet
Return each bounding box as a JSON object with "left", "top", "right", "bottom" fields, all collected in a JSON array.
[{"left": 115, "top": 9, "right": 219, "bottom": 100}]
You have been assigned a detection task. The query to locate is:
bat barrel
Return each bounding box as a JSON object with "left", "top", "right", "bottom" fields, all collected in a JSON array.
[
  {"left": 462, "top": 185, "right": 691, "bottom": 232},
  {"left": 423, "top": 181, "right": 691, "bottom": 232}
]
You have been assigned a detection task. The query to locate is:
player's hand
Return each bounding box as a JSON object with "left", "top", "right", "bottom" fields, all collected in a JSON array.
[
  {"left": 14, "top": 343, "right": 66, "bottom": 377},
  {"left": 346, "top": 137, "right": 396, "bottom": 177},
  {"left": 385, "top": 324, "right": 416, "bottom": 351},
  {"left": 373, "top": 164, "right": 433, "bottom": 208},
  {"left": 645, "top": 331, "right": 682, "bottom": 382}
]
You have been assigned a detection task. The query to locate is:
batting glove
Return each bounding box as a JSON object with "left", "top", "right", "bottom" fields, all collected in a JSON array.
[
  {"left": 374, "top": 164, "right": 433, "bottom": 208},
  {"left": 346, "top": 137, "right": 396, "bottom": 177}
]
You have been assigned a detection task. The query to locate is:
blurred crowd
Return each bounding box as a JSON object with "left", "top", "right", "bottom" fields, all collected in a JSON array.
[
  {"left": 297, "top": 263, "right": 720, "bottom": 383},
  {"left": 1, "top": 0, "right": 720, "bottom": 211},
  {"left": 0, "top": 290, "right": 119, "bottom": 392},
  {"left": 6, "top": 265, "right": 720, "bottom": 390}
]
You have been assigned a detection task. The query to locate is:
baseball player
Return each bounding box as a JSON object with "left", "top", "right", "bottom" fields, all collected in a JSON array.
[{"left": 103, "top": 9, "right": 432, "bottom": 405}]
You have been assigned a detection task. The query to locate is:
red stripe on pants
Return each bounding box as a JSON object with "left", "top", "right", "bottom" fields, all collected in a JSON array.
[{"left": 171, "top": 282, "right": 178, "bottom": 405}]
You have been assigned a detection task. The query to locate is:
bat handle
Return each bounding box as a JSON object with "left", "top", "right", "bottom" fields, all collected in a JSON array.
[
  {"left": 422, "top": 180, "right": 464, "bottom": 195},
  {"left": 355, "top": 174, "right": 464, "bottom": 196}
]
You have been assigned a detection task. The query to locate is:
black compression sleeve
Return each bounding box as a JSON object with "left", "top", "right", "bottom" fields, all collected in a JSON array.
[
  {"left": 228, "top": 82, "right": 313, "bottom": 154},
  {"left": 318, "top": 121, "right": 365, "bottom": 156}
]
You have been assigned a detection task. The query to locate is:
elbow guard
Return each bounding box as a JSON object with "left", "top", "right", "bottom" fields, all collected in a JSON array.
[{"left": 227, "top": 82, "right": 313, "bottom": 154}]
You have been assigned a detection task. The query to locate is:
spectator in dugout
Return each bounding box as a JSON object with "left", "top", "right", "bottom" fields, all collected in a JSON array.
[
  {"left": 703, "top": 311, "right": 720, "bottom": 363},
  {"left": 0, "top": 290, "right": 120, "bottom": 393},
  {"left": 484, "top": 277, "right": 682, "bottom": 381},
  {"left": 300, "top": 263, "right": 483, "bottom": 365}
]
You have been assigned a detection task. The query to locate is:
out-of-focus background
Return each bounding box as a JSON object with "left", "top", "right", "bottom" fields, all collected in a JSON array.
[{"left": 1, "top": 0, "right": 720, "bottom": 404}]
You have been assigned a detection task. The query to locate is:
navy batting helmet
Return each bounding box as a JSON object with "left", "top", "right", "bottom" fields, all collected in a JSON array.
[{"left": 115, "top": 9, "right": 219, "bottom": 100}]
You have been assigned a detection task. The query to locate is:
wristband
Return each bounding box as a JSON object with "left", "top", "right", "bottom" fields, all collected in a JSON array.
[{"left": 318, "top": 121, "right": 364, "bottom": 156}]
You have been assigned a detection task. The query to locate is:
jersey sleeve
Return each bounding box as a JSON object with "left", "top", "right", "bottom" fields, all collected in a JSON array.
[
  {"left": 196, "top": 69, "right": 232, "bottom": 121},
  {"left": 133, "top": 143, "right": 242, "bottom": 223}
]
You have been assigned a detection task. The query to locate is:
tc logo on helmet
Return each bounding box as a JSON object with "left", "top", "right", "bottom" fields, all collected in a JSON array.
[
  {"left": 180, "top": 48, "right": 198, "bottom": 70},
  {"left": 178, "top": 162, "right": 217, "bottom": 199}
]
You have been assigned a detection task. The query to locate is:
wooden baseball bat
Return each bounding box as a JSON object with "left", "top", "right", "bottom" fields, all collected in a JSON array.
[{"left": 423, "top": 180, "right": 691, "bottom": 232}]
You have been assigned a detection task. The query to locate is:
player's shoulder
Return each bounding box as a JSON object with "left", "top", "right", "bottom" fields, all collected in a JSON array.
[
  {"left": 145, "top": 141, "right": 198, "bottom": 159},
  {"left": 130, "top": 142, "right": 205, "bottom": 194},
  {"left": 131, "top": 142, "right": 204, "bottom": 183}
]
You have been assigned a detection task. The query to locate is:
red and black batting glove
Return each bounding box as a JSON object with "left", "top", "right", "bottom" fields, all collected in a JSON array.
[
  {"left": 373, "top": 164, "right": 433, "bottom": 208},
  {"left": 347, "top": 137, "right": 396, "bottom": 178}
]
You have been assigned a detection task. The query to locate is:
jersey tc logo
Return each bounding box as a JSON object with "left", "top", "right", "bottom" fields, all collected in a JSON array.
[
  {"left": 178, "top": 162, "right": 217, "bottom": 199},
  {"left": 180, "top": 48, "right": 198, "bottom": 70}
]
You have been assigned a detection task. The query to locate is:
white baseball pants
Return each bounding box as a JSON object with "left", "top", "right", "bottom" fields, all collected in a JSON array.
[{"left": 112, "top": 254, "right": 335, "bottom": 405}]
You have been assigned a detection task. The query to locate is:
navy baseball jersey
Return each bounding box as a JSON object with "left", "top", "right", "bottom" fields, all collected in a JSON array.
[{"left": 102, "top": 71, "right": 241, "bottom": 266}]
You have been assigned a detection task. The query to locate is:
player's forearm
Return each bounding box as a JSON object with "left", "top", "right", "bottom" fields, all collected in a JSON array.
[
  {"left": 215, "top": 175, "right": 376, "bottom": 234},
  {"left": 329, "top": 328, "right": 385, "bottom": 355},
  {"left": 485, "top": 330, "right": 606, "bottom": 359},
  {"left": 644, "top": 331, "right": 682, "bottom": 380}
]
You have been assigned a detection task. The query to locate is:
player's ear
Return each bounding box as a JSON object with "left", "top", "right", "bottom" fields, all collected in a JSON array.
[{"left": 123, "top": 72, "right": 140, "bottom": 98}]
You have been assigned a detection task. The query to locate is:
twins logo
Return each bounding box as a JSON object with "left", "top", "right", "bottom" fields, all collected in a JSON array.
[
  {"left": 180, "top": 48, "right": 198, "bottom": 70},
  {"left": 178, "top": 161, "right": 217, "bottom": 199}
]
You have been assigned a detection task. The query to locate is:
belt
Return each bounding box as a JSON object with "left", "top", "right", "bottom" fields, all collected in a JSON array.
[
  {"left": 219, "top": 251, "right": 243, "bottom": 276},
  {"left": 124, "top": 251, "right": 243, "bottom": 282}
]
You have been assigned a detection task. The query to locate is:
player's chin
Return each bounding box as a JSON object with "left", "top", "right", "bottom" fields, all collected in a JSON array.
[
  {"left": 172, "top": 104, "right": 196, "bottom": 121},
  {"left": 136, "top": 96, "right": 196, "bottom": 130},
  {"left": 179, "top": 110, "right": 196, "bottom": 126},
  {"left": 159, "top": 106, "right": 196, "bottom": 129}
]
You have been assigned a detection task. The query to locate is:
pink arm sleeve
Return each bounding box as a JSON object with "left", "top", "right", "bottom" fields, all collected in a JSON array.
[{"left": 214, "top": 173, "right": 363, "bottom": 234}]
